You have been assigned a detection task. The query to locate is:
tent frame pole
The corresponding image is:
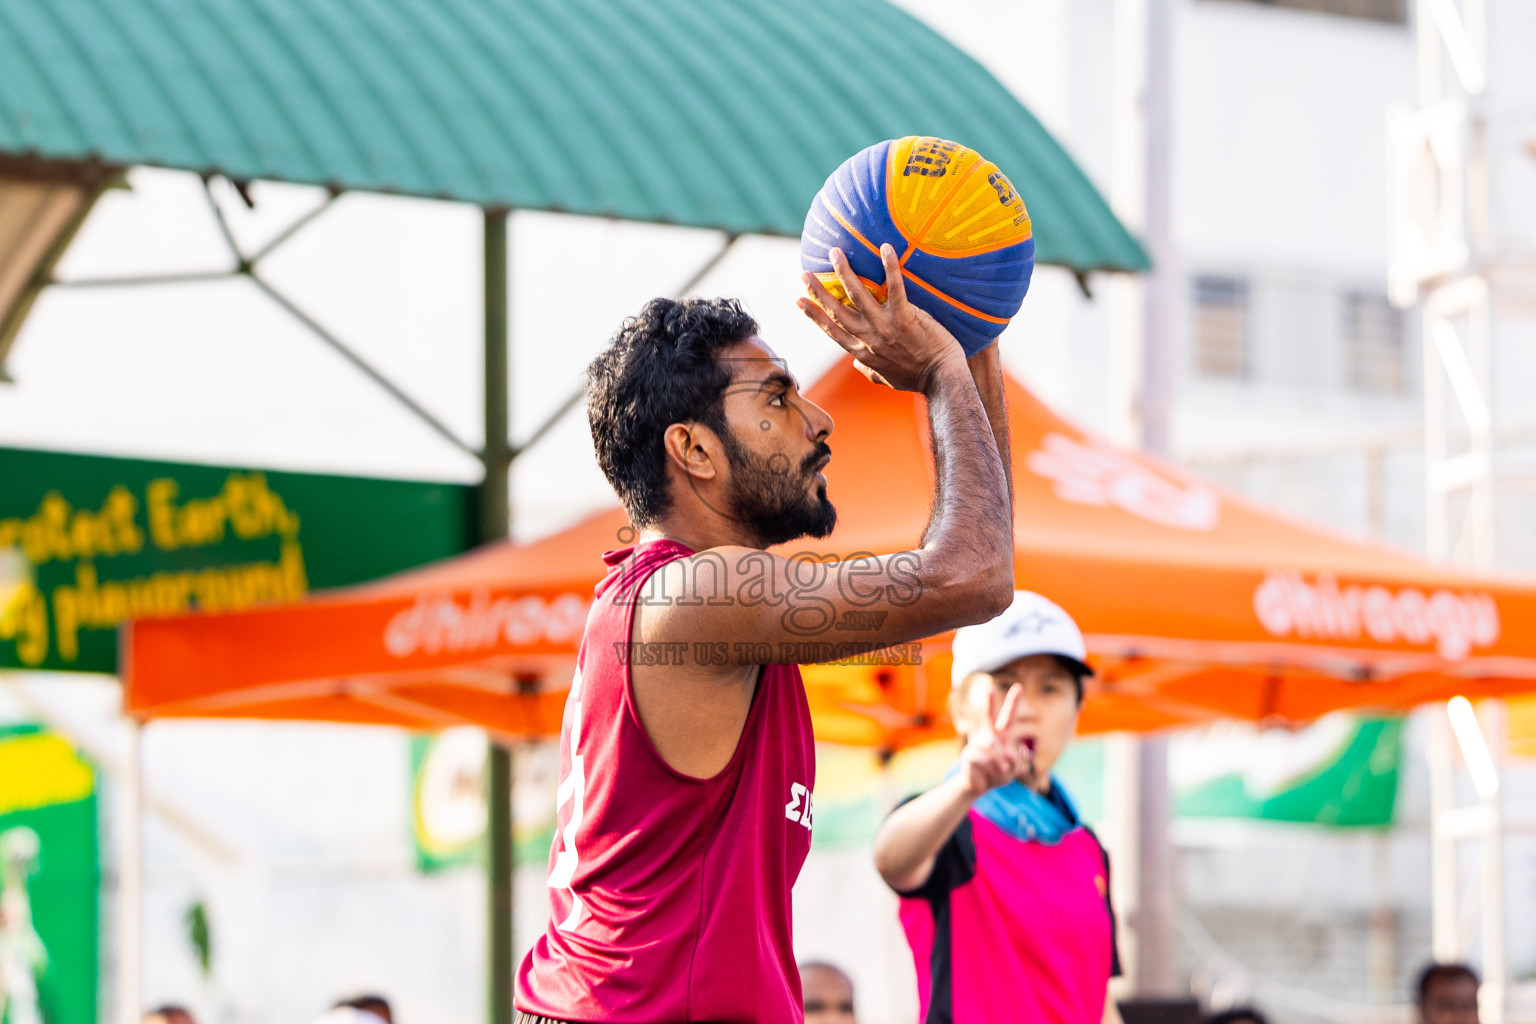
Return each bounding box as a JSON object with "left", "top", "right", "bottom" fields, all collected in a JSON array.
[
  {"left": 48, "top": 178, "right": 478, "bottom": 459},
  {"left": 482, "top": 208, "right": 515, "bottom": 1024}
]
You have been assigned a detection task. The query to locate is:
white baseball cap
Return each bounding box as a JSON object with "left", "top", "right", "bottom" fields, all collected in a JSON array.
[{"left": 950, "top": 591, "right": 1091, "bottom": 688}]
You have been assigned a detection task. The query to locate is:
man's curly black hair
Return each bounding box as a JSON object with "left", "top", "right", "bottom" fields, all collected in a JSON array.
[{"left": 587, "top": 297, "right": 760, "bottom": 526}]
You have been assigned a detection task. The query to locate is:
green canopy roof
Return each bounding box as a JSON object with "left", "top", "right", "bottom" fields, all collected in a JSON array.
[{"left": 0, "top": 0, "right": 1148, "bottom": 273}]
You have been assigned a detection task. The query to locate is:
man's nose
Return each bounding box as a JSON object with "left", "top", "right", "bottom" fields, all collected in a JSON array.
[{"left": 802, "top": 397, "right": 834, "bottom": 442}]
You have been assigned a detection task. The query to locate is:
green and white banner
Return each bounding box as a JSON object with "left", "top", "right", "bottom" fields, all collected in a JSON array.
[
  {"left": 0, "top": 724, "right": 98, "bottom": 1024},
  {"left": 1170, "top": 712, "right": 1404, "bottom": 827},
  {"left": 409, "top": 733, "right": 564, "bottom": 873},
  {"left": 411, "top": 728, "right": 489, "bottom": 873},
  {"left": 0, "top": 446, "right": 472, "bottom": 674}
]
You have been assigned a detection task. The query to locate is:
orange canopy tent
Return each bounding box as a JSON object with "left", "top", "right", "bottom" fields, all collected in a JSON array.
[{"left": 123, "top": 357, "right": 1536, "bottom": 748}]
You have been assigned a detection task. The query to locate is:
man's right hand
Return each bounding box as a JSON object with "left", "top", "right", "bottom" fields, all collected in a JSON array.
[{"left": 798, "top": 243, "right": 967, "bottom": 394}]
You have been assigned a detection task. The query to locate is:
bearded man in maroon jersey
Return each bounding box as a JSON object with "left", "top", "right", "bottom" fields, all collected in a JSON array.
[{"left": 516, "top": 245, "right": 1018, "bottom": 1024}]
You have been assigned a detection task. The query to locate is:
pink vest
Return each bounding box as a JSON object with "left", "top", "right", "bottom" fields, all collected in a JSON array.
[
  {"left": 899, "top": 810, "right": 1116, "bottom": 1024},
  {"left": 516, "top": 539, "right": 816, "bottom": 1023}
]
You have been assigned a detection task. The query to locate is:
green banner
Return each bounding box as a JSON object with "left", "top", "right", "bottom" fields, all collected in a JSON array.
[
  {"left": 1172, "top": 714, "right": 1404, "bottom": 827},
  {"left": 0, "top": 724, "right": 98, "bottom": 1024},
  {"left": 411, "top": 729, "right": 488, "bottom": 872},
  {"left": 410, "top": 734, "right": 564, "bottom": 873},
  {"left": 800, "top": 714, "right": 1402, "bottom": 847},
  {"left": 0, "top": 447, "right": 473, "bottom": 673}
]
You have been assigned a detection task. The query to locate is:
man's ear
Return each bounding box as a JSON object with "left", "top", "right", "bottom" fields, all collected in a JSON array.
[{"left": 663, "top": 421, "right": 721, "bottom": 481}]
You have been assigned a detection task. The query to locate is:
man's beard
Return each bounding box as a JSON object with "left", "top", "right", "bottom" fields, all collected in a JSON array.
[{"left": 718, "top": 429, "right": 837, "bottom": 548}]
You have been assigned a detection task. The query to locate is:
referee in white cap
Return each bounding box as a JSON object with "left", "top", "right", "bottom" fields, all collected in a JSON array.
[{"left": 873, "top": 591, "right": 1123, "bottom": 1024}]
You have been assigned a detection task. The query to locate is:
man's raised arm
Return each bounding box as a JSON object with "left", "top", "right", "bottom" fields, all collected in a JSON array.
[{"left": 644, "top": 243, "right": 1015, "bottom": 663}]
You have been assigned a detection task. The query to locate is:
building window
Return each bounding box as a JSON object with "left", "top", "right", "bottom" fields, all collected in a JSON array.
[
  {"left": 1344, "top": 292, "right": 1407, "bottom": 394},
  {"left": 1193, "top": 275, "right": 1251, "bottom": 380},
  {"left": 1209, "top": 0, "right": 1406, "bottom": 24}
]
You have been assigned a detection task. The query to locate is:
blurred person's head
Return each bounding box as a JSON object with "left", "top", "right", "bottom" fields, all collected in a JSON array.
[
  {"left": 1417, "top": 963, "right": 1479, "bottom": 1024},
  {"left": 141, "top": 1007, "right": 196, "bottom": 1024},
  {"left": 313, "top": 1006, "right": 384, "bottom": 1024},
  {"left": 799, "top": 961, "right": 856, "bottom": 1024},
  {"left": 337, "top": 996, "right": 392, "bottom": 1024},
  {"left": 586, "top": 297, "right": 837, "bottom": 548},
  {"left": 1206, "top": 1007, "right": 1269, "bottom": 1024},
  {"left": 948, "top": 592, "right": 1091, "bottom": 790}
]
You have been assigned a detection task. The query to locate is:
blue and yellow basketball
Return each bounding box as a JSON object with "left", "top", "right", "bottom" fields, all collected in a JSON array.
[{"left": 800, "top": 136, "right": 1034, "bottom": 356}]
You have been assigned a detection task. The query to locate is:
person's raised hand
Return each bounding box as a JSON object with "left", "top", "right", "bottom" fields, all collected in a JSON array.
[
  {"left": 797, "top": 244, "right": 966, "bottom": 394},
  {"left": 956, "top": 683, "right": 1028, "bottom": 797}
]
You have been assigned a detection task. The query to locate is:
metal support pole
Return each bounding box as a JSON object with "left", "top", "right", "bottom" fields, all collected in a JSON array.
[
  {"left": 482, "top": 210, "right": 511, "bottom": 545},
  {"left": 1103, "top": 733, "right": 1143, "bottom": 992},
  {"left": 481, "top": 208, "right": 515, "bottom": 1024},
  {"left": 1131, "top": 0, "right": 1180, "bottom": 997},
  {"left": 1108, "top": 0, "right": 1149, "bottom": 448},
  {"left": 1139, "top": 0, "right": 1175, "bottom": 456},
  {"left": 119, "top": 719, "right": 143, "bottom": 1024},
  {"left": 1429, "top": 710, "right": 1458, "bottom": 960},
  {"left": 1430, "top": 695, "right": 1508, "bottom": 1024},
  {"left": 488, "top": 743, "right": 514, "bottom": 1024},
  {"left": 1478, "top": 701, "right": 1506, "bottom": 1024},
  {"left": 1403, "top": 0, "right": 1500, "bottom": 1010},
  {"left": 1135, "top": 735, "right": 1178, "bottom": 995}
]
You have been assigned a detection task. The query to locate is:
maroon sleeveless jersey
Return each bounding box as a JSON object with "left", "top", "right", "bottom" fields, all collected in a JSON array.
[{"left": 515, "top": 539, "right": 816, "bottom": 1023}]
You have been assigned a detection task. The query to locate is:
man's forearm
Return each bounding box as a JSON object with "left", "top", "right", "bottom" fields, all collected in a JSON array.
[
  {"left": 968, "top": 344, "right": 1012, "bottom": 515},
  {"left": 917, "top": 361, "right": 1013, "bottom": 610}
]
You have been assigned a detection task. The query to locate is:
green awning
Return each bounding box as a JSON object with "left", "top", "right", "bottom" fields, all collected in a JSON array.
[{"left": 0, "top": 0, "right": 1148, "bottom": 273}]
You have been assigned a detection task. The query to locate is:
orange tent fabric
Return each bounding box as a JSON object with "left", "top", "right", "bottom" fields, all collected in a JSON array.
[{"left": 123, "top": 358, "right": 1536, "bottom": 748}]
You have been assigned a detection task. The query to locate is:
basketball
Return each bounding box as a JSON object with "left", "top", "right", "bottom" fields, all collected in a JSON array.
[{"left": 800, "top": 136, "right": 1034, "bottom": 356}]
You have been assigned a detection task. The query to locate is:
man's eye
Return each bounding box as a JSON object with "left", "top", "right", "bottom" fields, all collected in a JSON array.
[{"left": 770, "top": 392, "right": 788, "bottom": 407}]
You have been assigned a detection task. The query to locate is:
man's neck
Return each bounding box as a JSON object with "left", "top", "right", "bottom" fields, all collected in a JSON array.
[{"left": 640, "top": 518, "right": 764, "bottom": 554}]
